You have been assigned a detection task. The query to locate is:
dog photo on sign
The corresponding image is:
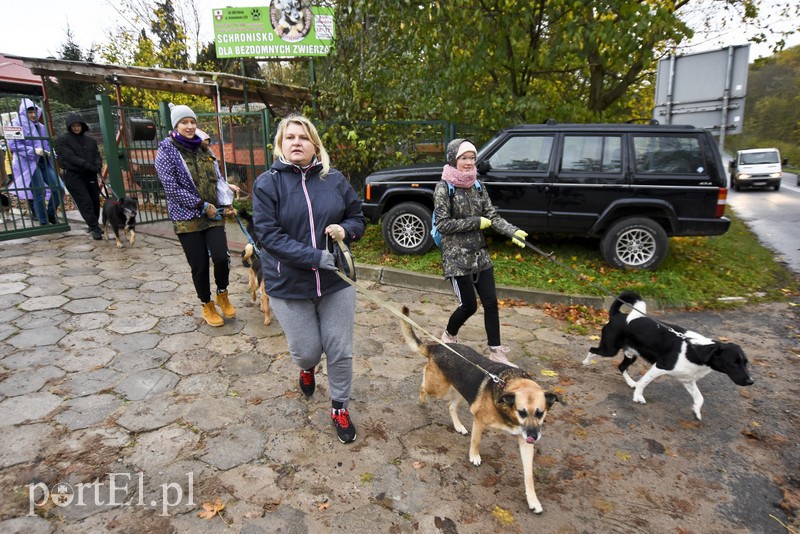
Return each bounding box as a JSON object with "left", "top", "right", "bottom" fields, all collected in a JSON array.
[{"left": 271, "top": 0, "right": 312, "bottom": 41}]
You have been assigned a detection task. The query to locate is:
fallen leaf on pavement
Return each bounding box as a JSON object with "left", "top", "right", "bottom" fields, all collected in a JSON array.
[
  {"left": 198, "top": 499, "right": 225, "bottom": 520},
  {"left": 491, "top": 505, "right": 515, "bottom": 525}
]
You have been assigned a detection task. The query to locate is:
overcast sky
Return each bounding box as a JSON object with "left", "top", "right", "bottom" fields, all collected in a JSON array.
[
  {"left": 0, "top": 0, "right": 797, "bottom": 62},
  {"left": 0, "top": 0, "right": 217, "bottom": 59}
]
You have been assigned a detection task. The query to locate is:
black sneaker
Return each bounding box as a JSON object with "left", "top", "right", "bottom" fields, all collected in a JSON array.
[
  {"left": 91, "top": 228, "right": 103, "bottom": 240},
  {"left": 331, "top": 409, "right": 356, "bottom": 443},
  {"left": 299, "top": 368, "right": 315, "bottom": 397}
]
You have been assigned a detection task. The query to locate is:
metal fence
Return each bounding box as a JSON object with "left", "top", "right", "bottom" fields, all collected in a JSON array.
[
  {"left": 2, "top": 90, "right": 485, "bottom": 241},
  {"left": 0, "top": 93, "right": 69, "bottom": 241}
]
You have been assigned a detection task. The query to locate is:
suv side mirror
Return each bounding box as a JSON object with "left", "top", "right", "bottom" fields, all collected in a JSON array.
[{"left": 477, "top": 160, "right": 491, "bottom": 174}]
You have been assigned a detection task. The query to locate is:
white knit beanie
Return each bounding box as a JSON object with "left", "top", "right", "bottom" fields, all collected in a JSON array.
[
  {"left": 169, "top": 103, "right": 197, "bottom": 129},
  {"left": 446, "top": 138, "right": 477, "bottom": 166}
]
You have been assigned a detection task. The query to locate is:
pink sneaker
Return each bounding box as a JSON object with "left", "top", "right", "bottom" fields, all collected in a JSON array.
[
  {"left": 489, "top": 345, "right": 518, "bottom": 368},
  {"left": 441, "top": 330, "right": 459, "bottom": 344}
]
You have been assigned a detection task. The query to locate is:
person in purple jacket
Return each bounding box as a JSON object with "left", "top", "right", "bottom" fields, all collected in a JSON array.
[
  {"left": 154, "top": 104, "right": 236, "bottom": 327},
  {"left": 8, "top": 98, "right": 61, "bottom": 224},
  {"left": 252, "top": 114, "right": 365, "bottom": 444}
]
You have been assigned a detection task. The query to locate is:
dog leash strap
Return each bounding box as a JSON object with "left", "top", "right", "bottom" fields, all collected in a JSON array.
[
  {"left": 501, "top": 230, "right": 649, "bottom": 319},
  {"left": 326, "top": 235, "right": 357, "bottom": 282},
  {"left": 330, "top": 260, "right": 504, "bottom": 385},
  {"left": 234, "top": 214, "right": 260, "bottom": 257}
]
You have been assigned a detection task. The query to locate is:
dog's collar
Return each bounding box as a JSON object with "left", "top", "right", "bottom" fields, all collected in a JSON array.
[{"left": 494, "top": 368, "right": 533, "bottom": 391}]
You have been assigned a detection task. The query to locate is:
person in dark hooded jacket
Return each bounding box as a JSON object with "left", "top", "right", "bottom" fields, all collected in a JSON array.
[{"left": 57, "top": 112, "right": 103, "bottom": 239}]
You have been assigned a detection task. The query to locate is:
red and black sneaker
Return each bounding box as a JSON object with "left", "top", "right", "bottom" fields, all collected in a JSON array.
[
  {"left": 331, "top": 408, "right": 357, "bottom": 443},
  {"left": 299, "top": 367, "right": 315, "bottom": 397}
]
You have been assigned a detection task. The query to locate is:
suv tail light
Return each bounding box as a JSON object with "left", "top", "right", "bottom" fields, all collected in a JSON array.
[{"left": 715, "top": 188, "right": 728, "bottom": 218}]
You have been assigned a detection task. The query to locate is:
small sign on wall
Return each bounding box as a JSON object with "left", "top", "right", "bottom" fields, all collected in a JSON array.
[{"left": 2, "top": 126, "right": 23, "bottom": 140}]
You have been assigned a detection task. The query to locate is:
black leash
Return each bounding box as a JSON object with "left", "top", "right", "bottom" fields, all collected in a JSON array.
[
  {"left": 327, "top": 236, "right": 506, "bottom": 385},
  {"left": 506, "top": 232, "right": 689, "bottom": 340},
  {"left": 234, "top": 214, "right": 261, "bottom": 258}
]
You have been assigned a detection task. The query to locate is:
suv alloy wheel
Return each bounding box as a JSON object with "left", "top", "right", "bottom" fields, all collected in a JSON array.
[
  {"left": 381, "top": 202, "right": 434, "bottom": 255},
  {"left": 601, "top": 217, "right": 668, "bottom": 270}
]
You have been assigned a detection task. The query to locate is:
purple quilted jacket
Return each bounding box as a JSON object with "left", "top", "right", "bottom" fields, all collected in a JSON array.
[{"left": 154, "top": 137, "right": 225, "bottom": 221}]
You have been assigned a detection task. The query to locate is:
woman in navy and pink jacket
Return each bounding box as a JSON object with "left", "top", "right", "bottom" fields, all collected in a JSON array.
[{"left": 252, "top": 114, "right": 365, "bottom": 444}]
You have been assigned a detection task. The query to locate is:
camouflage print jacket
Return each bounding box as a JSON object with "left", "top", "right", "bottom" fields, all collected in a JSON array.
[{"left": 432, "top": 179, "right": 518, "bottom": 279}]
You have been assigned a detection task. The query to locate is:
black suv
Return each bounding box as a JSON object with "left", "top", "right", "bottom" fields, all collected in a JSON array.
[{"left": 362, "top": 122, "right": 731, "bottom": 270}]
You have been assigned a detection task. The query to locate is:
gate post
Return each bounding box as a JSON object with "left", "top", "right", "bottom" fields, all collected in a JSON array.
[
  {"left": 262, "top": 108, "right": 272, "bottom": 166},
  {"left": 158, "top": 101, "right": 171, "bottom": 140},
  {"left": 96, "top": 94, "right": 125, "bottom": 198}
]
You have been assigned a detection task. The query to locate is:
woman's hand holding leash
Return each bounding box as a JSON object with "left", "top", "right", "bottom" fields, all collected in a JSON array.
[
  {"left": 318, "top": 250, "right": 338, "bottom": 271},
  {"left": 204, "top": 202, "right": 221, "bottom": 220},
  {"left": 325, "top": 224, "right": 345, "bottom": 241},
  {"left": 511, "top": 229, "right": 528, "bottom": 248}
]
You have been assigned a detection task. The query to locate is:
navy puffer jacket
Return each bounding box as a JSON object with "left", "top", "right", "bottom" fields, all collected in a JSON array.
[{"left": 252, "top": 158, "right": 365, "bottom": 299}]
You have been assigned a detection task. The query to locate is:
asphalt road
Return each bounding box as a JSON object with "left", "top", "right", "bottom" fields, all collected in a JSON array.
[{"left": 726, "top": 170, "right": 800, "bottom": 276}]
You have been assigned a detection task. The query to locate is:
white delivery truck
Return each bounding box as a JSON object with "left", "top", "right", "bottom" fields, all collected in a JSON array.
[{"left": 729, "top": 148, "right": 783, "bottom": 191}]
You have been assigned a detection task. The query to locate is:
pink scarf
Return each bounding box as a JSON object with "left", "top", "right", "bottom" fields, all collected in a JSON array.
[{"left": 442, "top": 164, "right": 477, "bottom": 189}]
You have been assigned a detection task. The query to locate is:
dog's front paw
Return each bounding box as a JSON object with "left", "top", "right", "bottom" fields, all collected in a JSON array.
[
  {"left": 469, "top": 453, "right": 482, "bottom": 466},
  {"left": 115, "top": 242, "right": 124, "bottom": 249},
  {"left": 633, "top": 392, "right": 646, "bottom": 404},
  {"left": 454, "top": 423, "right": 468, "bottom": 435},
  {"left": 527, "top": 497, "right": 543, "bottom": 514},
  {"left": 693, "top": 406, "right": 703, "bottom": 421},
  {"left": 623, "top": 371, "right": 638, "bottom": 389},
  {"left": 128, "top": 231, "right": 136, "bottom": 246}
]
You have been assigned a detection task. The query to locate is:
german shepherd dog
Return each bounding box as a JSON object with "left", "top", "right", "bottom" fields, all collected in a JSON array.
[
  {"left": 583, "top": 290, "right": 754, "bottom": 420},
  {"left": 400, "top": 306, "right": 560, "bottom": 513},
  {"left": 237, "top": 208, "right": 271, "bottom": 325},
  {"left": 102, "top": 197, "right": 137, "bottom": 248}
]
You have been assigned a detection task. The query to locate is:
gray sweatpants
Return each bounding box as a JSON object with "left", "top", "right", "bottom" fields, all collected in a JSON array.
[{"left": 269, "top": 286, "right": 356, "bottom": 407}]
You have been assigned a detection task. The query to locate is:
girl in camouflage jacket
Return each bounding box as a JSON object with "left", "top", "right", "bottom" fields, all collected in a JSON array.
[{"left": 433, "top": 139, "right": 528, "bottom": 367}]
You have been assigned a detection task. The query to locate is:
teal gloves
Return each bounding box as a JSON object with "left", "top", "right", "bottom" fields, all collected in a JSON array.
[
  {"left": 511, "top": 229, "right": 528, "bottom": 248},
  {"left": 479, "top": 217, "right": 492, "bottom": 230}
]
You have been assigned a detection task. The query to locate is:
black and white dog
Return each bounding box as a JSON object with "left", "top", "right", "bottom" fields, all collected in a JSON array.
[{"left": 582, "top": 290, "right": 754, "bottom": 420}]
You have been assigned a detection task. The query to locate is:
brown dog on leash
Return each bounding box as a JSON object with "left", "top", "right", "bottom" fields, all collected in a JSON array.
[
  {"left": 241, "top": 243, "right": 271, "bottom": 326},
  {"left": 400, "top": 306, "right": 559, "bottom": 513}
]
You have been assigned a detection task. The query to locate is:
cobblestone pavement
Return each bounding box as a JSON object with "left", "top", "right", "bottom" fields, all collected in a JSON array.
[{"left": 0, "top": 222, "right": 798, "bottom": 533}]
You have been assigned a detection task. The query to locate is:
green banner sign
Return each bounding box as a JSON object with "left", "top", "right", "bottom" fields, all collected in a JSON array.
[{"left": 212, "top": 3, "right": 334, "bottom": 58}]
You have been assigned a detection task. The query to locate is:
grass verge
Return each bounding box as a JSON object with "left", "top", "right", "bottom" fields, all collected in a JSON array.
[{"left": 350, "top": 208, "right": 798, "bottom": 309}]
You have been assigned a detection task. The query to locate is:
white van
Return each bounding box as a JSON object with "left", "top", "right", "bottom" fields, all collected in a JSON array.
[{"left": 729, "top": 148, "right": 783, "bottom": 191}]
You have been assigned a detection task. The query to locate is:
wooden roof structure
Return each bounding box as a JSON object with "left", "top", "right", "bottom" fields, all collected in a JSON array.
[
  {"left": 7, "top": 55, "right": 311, "bottom": 116},
  {"left": 0, "top": 52, "right": 44, "bottom": 95}
]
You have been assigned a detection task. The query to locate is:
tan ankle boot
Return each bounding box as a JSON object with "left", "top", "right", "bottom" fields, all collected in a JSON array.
[
  {"left": 202, "top": 301, "right": 224, "bottom": 326},
  {"left": 215, "top": 290, "right": 236, "bottom": 318}
]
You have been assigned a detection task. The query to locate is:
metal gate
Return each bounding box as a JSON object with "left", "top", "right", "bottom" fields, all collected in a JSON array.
[{"left": 0, "top": 93, "right": 69, "bottom": 241}]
